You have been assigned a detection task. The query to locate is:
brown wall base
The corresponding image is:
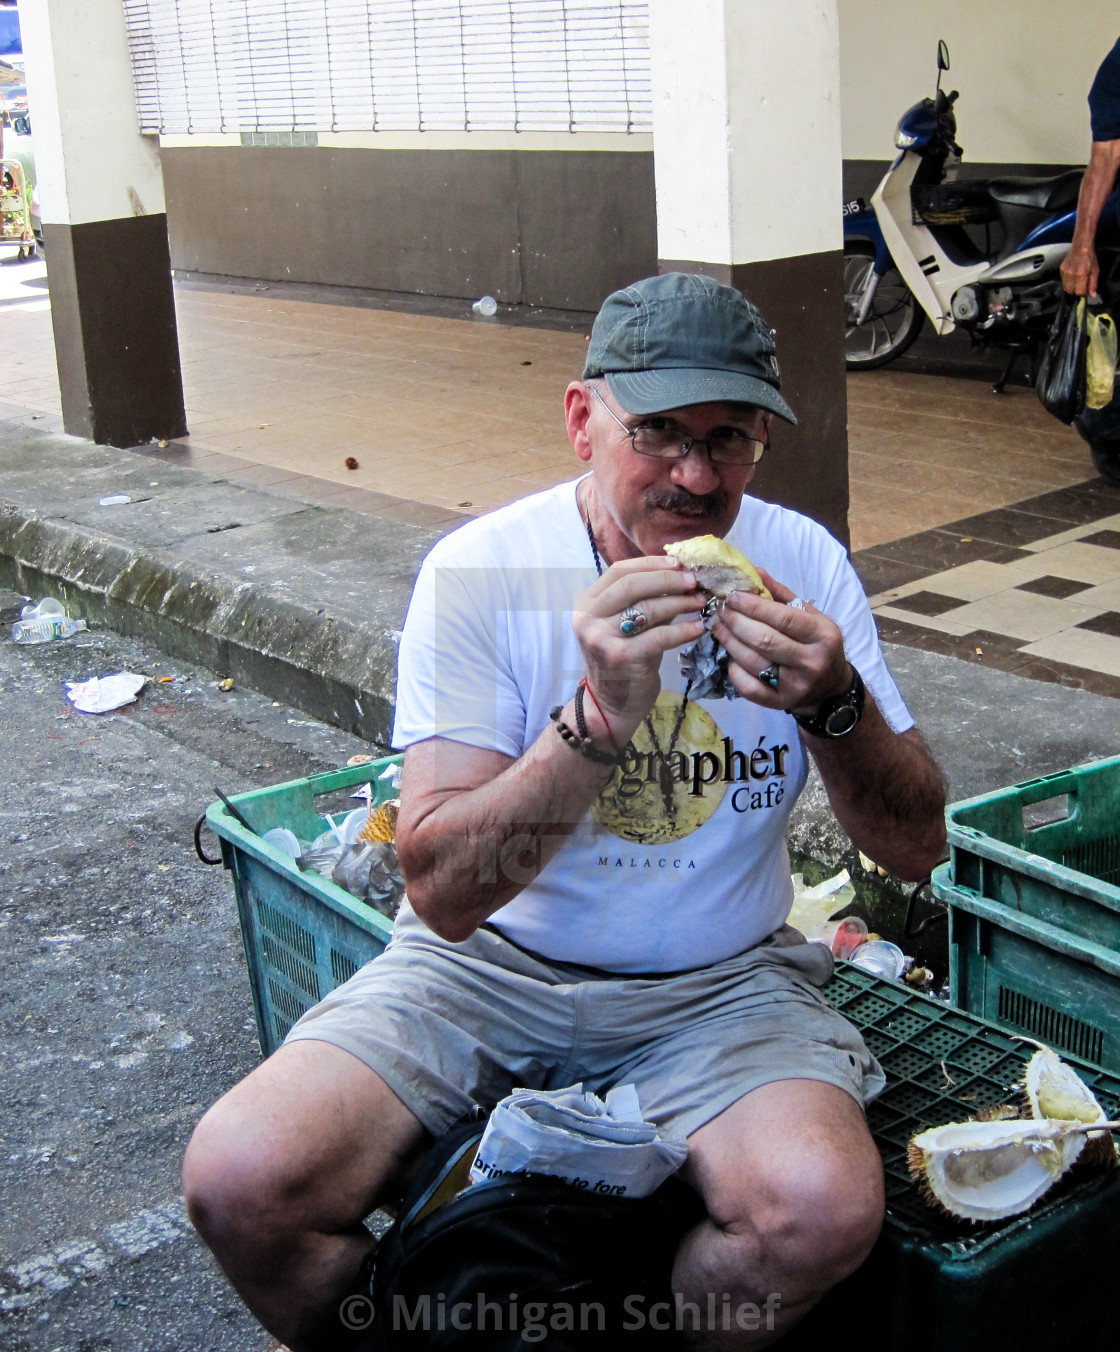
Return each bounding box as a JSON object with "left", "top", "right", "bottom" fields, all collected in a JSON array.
[
  {"left": 161, "top": 147, "right": 658, "bottom": 314},
  {"left": 659, "top": 253, "right": 850, "bottom": 548},
  {"left": 44, "top": 215, "right": 187, "bottom": 447}
]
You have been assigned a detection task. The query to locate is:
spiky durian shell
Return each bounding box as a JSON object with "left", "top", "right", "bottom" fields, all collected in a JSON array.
[
  {"left": 908, "top": 1118, "right": 1085, "bottom": 1222},
  {"left": 975, "top": 1103, "right": 1020, "bottom": 1123},
  {"left": 1018, "top": 1041, "right": 1118, "bottom": 1170},
  {"left": 358, "top": 800, "right": 399, "bottom": 845}
]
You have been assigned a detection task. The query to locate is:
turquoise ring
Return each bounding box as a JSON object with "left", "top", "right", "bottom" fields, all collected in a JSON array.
[
  {"left": 619, "top": 606, "right": 648, "bottom": 636},
  {"left": 757, "top": 664, "right": 780, "bottom": 689}
]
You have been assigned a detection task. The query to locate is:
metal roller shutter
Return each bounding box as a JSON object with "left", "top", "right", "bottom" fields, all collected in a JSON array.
[{"left": 121, "top": 0, "right": 650, "bottom": 136}]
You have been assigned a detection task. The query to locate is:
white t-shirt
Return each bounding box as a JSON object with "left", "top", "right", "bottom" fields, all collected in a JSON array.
[{"left": 392, "top": 478, "right": 913, "bottom": 973}]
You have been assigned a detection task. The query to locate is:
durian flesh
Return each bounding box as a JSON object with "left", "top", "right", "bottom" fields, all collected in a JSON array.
[
  {"left": 908, "top": 1118, "right": 1085, "bottom": 1222},
  {"left": 664, "top": 535, "right": 771, "bottom": 600},
  {"left": 1019, "top": 1039, "right": 1118, "bottom": 1168}
]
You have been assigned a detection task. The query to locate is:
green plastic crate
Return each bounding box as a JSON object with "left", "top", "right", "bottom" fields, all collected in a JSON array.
[
  {"left": 206, "top": 776, "right": 1120, "bottom": 1348},
  {"left": 946, "top": 754, "right": 1120, "bottom": 950},
  {"left": 933, "top": 861, "right": 1120, "bottom": 1069},
  {"left": 819, "top": 964, "right": 1120, "bottom": 1351},
  {"left": 206, "top": 756, "right": 401, "bottom": 1055}
]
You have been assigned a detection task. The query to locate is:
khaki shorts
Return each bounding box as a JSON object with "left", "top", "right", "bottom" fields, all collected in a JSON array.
[{"left": 284, "top": 902, "right": 885, "bottom": 1141}]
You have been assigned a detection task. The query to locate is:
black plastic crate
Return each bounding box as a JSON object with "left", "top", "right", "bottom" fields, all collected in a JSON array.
[{"left": 816, "top": 965, "right": 1120, "bottom": 1350}]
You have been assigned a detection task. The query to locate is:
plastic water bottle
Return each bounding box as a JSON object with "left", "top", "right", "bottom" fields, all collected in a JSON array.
[
  {"left": 472, "top": 295, "right": 498, "bottom": 317},
  {"left": 11, "top": 616, "right": 88, "bottom": 644}
]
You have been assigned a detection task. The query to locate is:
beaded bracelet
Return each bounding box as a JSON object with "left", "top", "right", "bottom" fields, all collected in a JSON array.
[{"left": 549, "top": 700, "right": 623, "bottom": 766}]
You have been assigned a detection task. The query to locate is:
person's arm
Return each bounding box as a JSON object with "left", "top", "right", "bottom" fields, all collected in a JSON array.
[
  {"left": 1061, "top": 139, "right": 1120, "bottom": 297},
  {"left": 711, "top": 573, "right": 946, "bottom": 882},
  {"left": 797, "top": 707, "right": 946, "bottom": 881},
  {"left": 395, "top": 558, "right": 705, "bottom": 941}
]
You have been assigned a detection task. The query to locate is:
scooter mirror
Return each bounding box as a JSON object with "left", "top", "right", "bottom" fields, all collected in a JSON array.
[{"left": 937, "top": 40, "right": 950, "bottom": 72}]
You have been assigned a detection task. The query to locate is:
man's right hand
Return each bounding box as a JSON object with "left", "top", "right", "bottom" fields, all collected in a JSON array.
[
  {"left": 1061, "top": 242, "right": 1100, "bottom": 298},
  {"left": 571, "top": 557, "right": 704, "bottom": 743}
]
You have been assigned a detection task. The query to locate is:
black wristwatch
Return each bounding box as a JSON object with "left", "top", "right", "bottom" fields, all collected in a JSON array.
[{"left": 793, "top": 666, "right": 866, "bottom": 739}]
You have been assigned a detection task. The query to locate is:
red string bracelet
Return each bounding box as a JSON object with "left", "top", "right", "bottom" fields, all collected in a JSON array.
[{"left": 579, "top": 677, "right": 621, "bottom": 754}]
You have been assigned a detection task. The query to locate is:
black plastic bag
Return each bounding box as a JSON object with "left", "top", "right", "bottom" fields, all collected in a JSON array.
[{"left": 1036, "top": 294, "right": 1087, "bottom": 425}]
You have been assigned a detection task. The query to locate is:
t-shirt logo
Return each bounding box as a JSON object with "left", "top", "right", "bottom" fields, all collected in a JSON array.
[{"left": 591, "top": 692, "right": 791, "bottom": 845}]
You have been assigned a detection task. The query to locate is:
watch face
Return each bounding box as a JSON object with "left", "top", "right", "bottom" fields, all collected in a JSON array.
[{"left": 824, "top": 704, "right": 858, "bottom": 736}]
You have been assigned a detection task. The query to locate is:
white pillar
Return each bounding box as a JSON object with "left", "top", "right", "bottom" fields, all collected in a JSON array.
[
  {"left": 20, "top": 0, "right": 186, "bottom": 446},
  {"left": 649, "top": 0, "right": 849, "bottom": 543}
]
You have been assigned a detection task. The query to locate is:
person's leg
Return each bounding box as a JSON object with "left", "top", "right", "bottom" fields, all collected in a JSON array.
[
  {"left": 671, "top": 1079, "right": 884, "bottom": 1349},
  {"left": 182, "top": 1039, "right": 429, "bottom": 1352}
]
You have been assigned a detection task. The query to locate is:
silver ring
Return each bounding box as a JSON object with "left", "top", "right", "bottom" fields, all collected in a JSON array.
[
  {"left": 619, "top": 606, "right": 649, "bottom": 637},
  {"left": 757, "top": 663, "right": 780, "bottom": 689},
  {"left": 788, "top": 597, "right": 807, "bottom": 610}
]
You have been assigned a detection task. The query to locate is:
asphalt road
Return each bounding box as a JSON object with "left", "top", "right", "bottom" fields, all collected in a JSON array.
[{"left": 0, "top": 619, "right": 377, "bottom": 1352}]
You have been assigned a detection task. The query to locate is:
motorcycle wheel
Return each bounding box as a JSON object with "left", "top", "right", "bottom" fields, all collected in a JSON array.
[{"left": 843, "top": 242, "right": 925, "bottom": 370}]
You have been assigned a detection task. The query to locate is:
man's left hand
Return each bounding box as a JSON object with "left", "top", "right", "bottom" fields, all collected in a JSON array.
[{"left": 709, "top": 568, "right": 850, "bottom": 716}]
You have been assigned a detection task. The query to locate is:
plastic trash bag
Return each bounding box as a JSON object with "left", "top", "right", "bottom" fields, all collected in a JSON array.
[
  {"left": 298, "top": 831, "right": 345, "bottom": 877},
  {"left": 1086, "top": 308, "right": 1117, "bottom": 410},
  {"left": 786, "top": 869, "right": 856, "bottom": 942},
  {"left": 1036, "top": 294, "right": 1087, "bottom": 425},
  {"left": 331, "top": 840, "right": 406, "bottom": 919}
]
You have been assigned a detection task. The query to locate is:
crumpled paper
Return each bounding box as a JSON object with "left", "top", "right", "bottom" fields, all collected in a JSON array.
[
  {"left": 679, "top": 625, "right": 741, "bottom": 699},
  {"left": 470, "top": 1083, "right": 687, "bottom": 1198},
  {"left": 65, "top": 671, "right": 147, "bottom": 713}
]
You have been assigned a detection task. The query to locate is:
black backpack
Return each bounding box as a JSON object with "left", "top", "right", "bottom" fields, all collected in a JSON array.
[{"left": 359, "top": 1112, "right": 704, "bottom": 1350}]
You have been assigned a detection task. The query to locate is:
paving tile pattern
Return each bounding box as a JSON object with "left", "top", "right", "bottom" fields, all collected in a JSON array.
[{"left": 856, "top": 484, "right": 1120, "bottom": 698}]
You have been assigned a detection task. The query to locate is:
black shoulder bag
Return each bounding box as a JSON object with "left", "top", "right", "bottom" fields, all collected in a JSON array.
[{"left": 358, "top": 1114, "right": 704, "bottom": 1350}]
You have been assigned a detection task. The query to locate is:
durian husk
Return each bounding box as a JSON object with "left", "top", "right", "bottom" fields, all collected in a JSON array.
[
  {"left": 975, "top": 1102, "right": 1020, "bottom": 1123},
  {"left": 357, "top": 799, "right": 399, "bottom": 845},
  {"left": 1016, "top": 1037, "right": 1118, "bottom": 1170},
  {"left": 664, "top": 536, "right": 771, "bottom": 600},
  {"left": 908, "top": 1117, "right": 1086, "bottom": 1222}
]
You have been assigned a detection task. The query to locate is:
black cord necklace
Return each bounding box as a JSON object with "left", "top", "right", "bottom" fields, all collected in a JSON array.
[{"left": 583, "top": 508, "right": 693, "bottom": 815}]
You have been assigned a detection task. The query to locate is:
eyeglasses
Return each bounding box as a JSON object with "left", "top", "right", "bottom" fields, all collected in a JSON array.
[{"left": 588, "top": 382, "right": 768, "bottom": 466}]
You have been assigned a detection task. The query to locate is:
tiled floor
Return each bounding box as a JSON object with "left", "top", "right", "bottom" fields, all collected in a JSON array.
[
  {"left": 855, "top": 480, "right": 1120, "bottom": 696},
  {"left": 3, "top": 245, "right": 1119, "bottom": 691}
]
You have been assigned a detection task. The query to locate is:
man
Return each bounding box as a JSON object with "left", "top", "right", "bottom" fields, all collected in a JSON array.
[
  {"left": 183, "top": 274, "right": 946, "bottom": 1351},
  {"left": 1061, "top": 36, "right": 1120, "bottom": 298},
  {"left": 1062, "top": 39, "right": 1120, "bottom": 479}
]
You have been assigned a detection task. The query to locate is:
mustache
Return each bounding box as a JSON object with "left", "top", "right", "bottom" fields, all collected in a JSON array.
[{"left": 644, "top": 488, "right": 727, "bottom": 517}]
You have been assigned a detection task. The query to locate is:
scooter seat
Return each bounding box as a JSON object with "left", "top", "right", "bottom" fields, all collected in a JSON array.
[{"left": 985, "top": 169, "right": 1083, "bottom": 212}]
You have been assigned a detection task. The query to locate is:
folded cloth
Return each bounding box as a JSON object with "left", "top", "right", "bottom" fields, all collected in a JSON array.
[{"left": 470, "top": 1083, "right": 688, "bottom": 1198}]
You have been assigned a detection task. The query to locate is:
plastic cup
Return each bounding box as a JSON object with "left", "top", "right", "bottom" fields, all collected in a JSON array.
[
  {"left": 825, "top": 916, "right": 869, "bottom": 960},
  {"left": 262, "top": 827, "right": 302, "bottom": 859},
  {"left": 338, "top": 807, "right": 371, "bottom": 845},
  {"left": 849, "top": 940, "right": 907, "bottom": 981},
  {"left": 21, "top": 597, "right": 65, "bottom": 621}
]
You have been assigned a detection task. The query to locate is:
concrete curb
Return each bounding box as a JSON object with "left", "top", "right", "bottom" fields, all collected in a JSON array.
[{"left": 0, "top": 499, "right": 403, "bottom": 742}]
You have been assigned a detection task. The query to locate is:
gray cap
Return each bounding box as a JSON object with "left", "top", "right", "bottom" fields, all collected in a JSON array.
[{"left": 582, "top": 272, "right": 797, "bottom": 424}]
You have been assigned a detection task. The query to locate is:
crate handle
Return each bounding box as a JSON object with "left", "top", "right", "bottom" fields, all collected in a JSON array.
[
  {"left": 193, "top": 811, "right": 221, "bottom": 865},
  {"left": 1017, "top": 774, "right": 1081, "bottom": 834}
]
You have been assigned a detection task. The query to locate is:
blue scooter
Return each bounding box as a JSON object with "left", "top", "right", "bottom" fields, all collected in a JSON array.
[{"left": 842, "top": 39, "right": 1119, "bottom": 416}]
